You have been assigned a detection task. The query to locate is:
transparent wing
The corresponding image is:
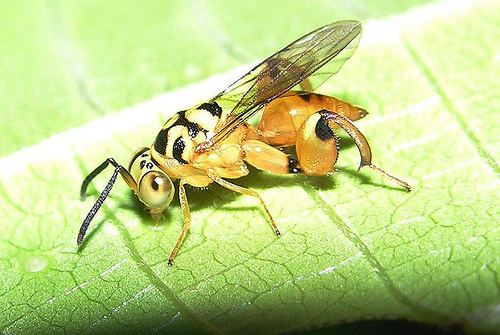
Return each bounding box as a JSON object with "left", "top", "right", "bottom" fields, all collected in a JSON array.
[
  {"left": 201, "top": 20, "right": 362, "bottom": 150},
  {"left": 297, "top": 30, "right": 361, "bottom": 92}
]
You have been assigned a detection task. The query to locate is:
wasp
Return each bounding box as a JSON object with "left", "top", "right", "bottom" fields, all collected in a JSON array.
[{"left": 77, "top": 20, "right": 411, "bottom": 266}]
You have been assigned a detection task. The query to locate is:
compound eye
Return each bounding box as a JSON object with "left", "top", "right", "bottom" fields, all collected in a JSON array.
[{"left": 138, "top": 171, "right": 174, "bottom": 210}]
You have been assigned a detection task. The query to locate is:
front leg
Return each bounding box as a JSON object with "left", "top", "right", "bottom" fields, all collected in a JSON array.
[
  {"left": 168, "top": 179, "right": 191, "bottom": 266},
  {"left": 78, "top": 158, "right": 138, "bottom": 245}
]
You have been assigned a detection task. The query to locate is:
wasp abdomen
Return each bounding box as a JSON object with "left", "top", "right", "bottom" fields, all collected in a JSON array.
[{"left": 257, "top": 92, "right": 366, "bottom": 147}]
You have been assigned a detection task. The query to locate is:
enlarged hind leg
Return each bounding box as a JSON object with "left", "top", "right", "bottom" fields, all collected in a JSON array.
[
  {"left": 296, "top": 110, "right": 411, "bottom": 191},
  {"left": 295, "top": 112, "right": 340, "bottom": 175}
]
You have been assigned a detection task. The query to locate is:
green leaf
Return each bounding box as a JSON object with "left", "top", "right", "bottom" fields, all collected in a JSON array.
[{"left": 1, "top": 1, "right": 498, "bottom": 334}]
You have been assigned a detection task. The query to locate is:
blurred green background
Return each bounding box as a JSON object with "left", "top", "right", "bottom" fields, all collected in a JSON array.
[
  {"left": 0, "top": 1, "right": 498, "bottom": 334},
  {"left": 0, "top": 0, "right": 437, "bottom": 155}
]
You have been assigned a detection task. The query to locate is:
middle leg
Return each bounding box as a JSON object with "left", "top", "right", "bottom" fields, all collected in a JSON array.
[
  {"left": 207, "top": 169, "right": 281, "bottom": 236},
  {"left": 243, "top": 139, "right": 301, "bottom": 175}
]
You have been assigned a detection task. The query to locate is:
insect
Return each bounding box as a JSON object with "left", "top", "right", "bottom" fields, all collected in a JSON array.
[{"left": 77, "top": 20, "right": 411, "bottom": 266}]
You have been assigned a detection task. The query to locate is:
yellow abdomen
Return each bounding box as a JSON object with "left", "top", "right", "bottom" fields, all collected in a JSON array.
[{"left": 257, "top": 91, "right": 367, "bottom": 146}]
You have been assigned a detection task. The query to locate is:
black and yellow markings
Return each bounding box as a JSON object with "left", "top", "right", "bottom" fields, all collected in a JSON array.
[
  {"left": 128, "top": 148, "right": 158, "bottom": 182},
  {"left": 172, "top": 137, "right": 187, "bottom": 164},
  {"left": 169, "top": 111, "right": 199, "bottom": 137},
  {"left": 315, "top": 112, "right": 335, "bottom": 141},
  {"left": 154, "top": 128, "right": 169, "bottom": 155},
  {"left": 162, "top": 124, "right": 194, "bottom": 163},
  {"left": 128, "top": 147, "right": 149, "bottom": 170},
  {"left": 153, "top": 103, "right": 223, "bottom": 162},
  {"left": 154, "top": 108, "right": 211, "bottom": 162},
  {"left": 299, "top": 111, "right": 336, "bottom": 143},
  {"left": 155, "top": 102, "right": 222, "bottom": 164},
  {"left": 198, "top": 102, "right": 222, "bottom": 117},
  {"left": 185, "top": 102, "right": 222, "bottom": 133}
]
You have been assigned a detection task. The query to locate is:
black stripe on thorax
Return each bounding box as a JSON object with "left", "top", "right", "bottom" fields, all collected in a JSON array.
[
  {"left": 198, "top": 102, "right": 222, "bottom": 117},
  {"left": 172, "top": 137, "right": 187, "bottom": 164},
  {"left": 171, "top": 111, "right": 200, "bottom": 138},
  {"left": 154, "top": 128, "right": 169, "bottom": 155}
]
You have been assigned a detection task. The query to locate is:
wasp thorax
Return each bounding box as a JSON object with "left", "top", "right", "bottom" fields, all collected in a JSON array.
[{"left": 138, "top": 171, "right": 174, "bottom": 210}]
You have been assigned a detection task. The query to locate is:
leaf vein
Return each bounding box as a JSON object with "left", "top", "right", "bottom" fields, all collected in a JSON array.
[
  {"left": 303, "top": 185, "right": 451, "bottom": 322},
  {"left": 402, "top": 39, "right": 499, "bottom": 175}
]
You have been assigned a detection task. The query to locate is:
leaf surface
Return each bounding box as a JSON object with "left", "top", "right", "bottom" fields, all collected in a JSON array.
[{"left": 0, "top": 1, "right": 498, "bottom": 334}]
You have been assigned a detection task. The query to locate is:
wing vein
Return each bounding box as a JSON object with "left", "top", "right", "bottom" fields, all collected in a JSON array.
[{"left": 196, "top": 20, "right": 362, "bottom": 152}]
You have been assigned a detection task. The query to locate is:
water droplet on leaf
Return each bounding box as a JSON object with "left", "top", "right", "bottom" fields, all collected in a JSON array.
[{"left": 24, "top": 256, "right": 48, "bottom": 273}]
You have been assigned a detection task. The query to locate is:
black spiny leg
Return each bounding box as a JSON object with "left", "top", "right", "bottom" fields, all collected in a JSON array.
[{"left": 78, "top": 158, "right": 137, "bottom": 245}]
